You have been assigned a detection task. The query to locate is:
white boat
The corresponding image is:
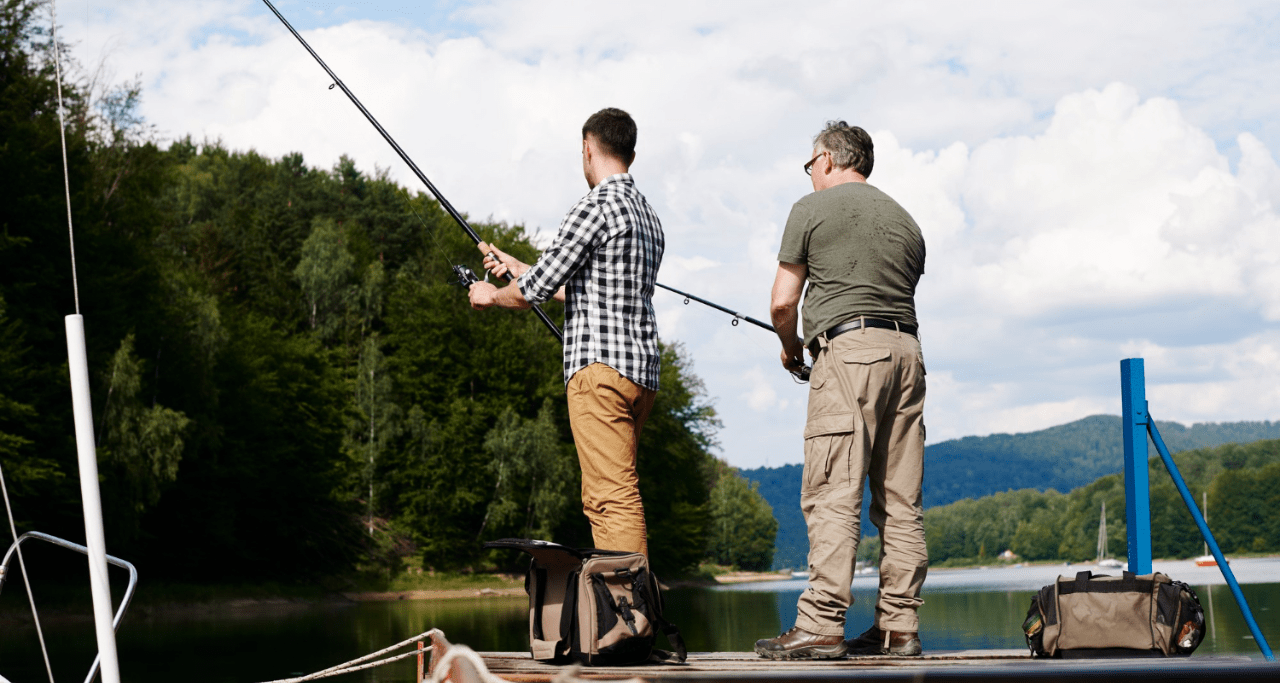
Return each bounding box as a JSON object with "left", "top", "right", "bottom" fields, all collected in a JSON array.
[{"left": 1194, "top": 493, "right": 1226, "bottom": 567}]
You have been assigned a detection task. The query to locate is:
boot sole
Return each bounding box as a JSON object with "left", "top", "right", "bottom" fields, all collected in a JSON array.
[
  {"left": 846, "top": 647, "right": 923, "bottom": 657},
  {"left": 754, "top": 644, "right": 848, "bottom": 660}
]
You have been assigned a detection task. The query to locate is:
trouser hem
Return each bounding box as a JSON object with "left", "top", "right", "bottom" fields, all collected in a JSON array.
[
  {"left": 795, "top": 614, "right": 845, "bottom": 638},
  {"left": 878, "top": 616, "right": 920, "bottom": 632}
]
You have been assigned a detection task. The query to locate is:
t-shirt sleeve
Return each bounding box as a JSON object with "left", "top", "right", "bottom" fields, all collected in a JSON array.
[{"left": 777, "top": 201, "right": 812, "bottom": 265}]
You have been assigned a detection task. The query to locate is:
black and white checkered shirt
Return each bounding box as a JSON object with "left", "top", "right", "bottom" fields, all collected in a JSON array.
[{"left": 519, "top": 173, "right": 664, "bottom": 391}]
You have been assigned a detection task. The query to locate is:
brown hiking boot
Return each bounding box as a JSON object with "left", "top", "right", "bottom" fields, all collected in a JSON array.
[
  {"left": 844, "top": 626, "right": 922, "bottom": 656},
  {"left": 754, "top": 626, "right": 848, "bottom": 660}
]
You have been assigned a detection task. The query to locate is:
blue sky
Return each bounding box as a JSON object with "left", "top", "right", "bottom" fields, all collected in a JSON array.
[{"left": 58, "top": 0, "right": 1280, "bottom": 468}]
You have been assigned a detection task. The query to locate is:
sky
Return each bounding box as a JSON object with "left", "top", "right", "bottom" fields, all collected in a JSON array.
[{"left": 54, "top": 0, "right": 1280, "bottom": 469}]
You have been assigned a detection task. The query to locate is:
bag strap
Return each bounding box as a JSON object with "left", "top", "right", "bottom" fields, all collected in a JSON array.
[
  {"left": 1074, "top": 570, "right": 1092, "bottom": 592},
  {"left": 531, "top": 565, "right": 548, "bottom": 640},
  {"left": 557, "top": 569, "right": 579, "bottom": 658},
  {"left": 639, "top": 569, "right": 686, "bottom": 663}
]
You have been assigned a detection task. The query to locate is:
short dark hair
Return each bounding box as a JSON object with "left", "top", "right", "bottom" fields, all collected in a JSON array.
[
  {"left": 582, "top": 108, "right": 637, "bottom": 165},
  {"left": 813, "top": 121, "right": 874, "bottom": 178}
]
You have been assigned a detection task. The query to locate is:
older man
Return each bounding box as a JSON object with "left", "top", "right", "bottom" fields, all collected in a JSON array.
[
  {"left": 468, "top": 107, "right": 664, "bottom": 557},
  {"left": 755, "top": 121, "right": 928, "bottom": 659}
]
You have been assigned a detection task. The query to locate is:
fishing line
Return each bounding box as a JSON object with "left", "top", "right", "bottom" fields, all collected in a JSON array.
[
  {"left": 261, "top": 0, "right": 562, "bottom": 342},
  {"left": 263, "top": 0, "right": 805, "bottom": 380},
  {"left": 397, "top": 188, "right": 488, "bottom": 285}
]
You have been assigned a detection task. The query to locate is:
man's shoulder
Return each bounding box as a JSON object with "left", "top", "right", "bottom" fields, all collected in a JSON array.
[{"left": 811, "top": 183, "right": 915, "bottom": 222}]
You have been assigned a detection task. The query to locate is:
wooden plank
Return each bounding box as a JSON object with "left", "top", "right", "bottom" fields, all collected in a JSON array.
[{"left": 476, "top": 650, "right": 1262, "bottom": 682}]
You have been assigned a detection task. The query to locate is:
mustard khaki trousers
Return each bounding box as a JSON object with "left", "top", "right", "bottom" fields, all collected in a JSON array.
[
  {"left": 795, "top": 327, "right": 929, "bottom": 636},
  {"left": 566, "top": 363, "right": 657, "bottom": 556}
]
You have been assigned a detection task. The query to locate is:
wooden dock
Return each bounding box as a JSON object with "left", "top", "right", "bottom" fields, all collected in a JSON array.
[{"left": 424, "top": 632, "right": 1277, "bottom": 683}]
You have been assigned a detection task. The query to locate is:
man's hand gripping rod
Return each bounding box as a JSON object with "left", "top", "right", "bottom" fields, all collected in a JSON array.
[
  {"left": 261, "top": 0, "right": 563, "bottom": 343},
  {"left": 654, "top": 283, "right": 811, "bottom": 383}
]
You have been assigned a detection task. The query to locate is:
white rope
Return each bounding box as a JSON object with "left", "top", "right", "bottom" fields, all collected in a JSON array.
[
  {"left": 259, "top": 648, "right": 428, "bottom": 683},
  {"left": 0, "top": 463, "right": 57, "bottom": 683},
  {"left": 428, "top": 645, "right": 510, "bottom": 683},
  {"left": 50, "top": 0, "right": 80, "bottom": 313},
  {"left": 254, "top": 629, "right": 440, "bottom": 683}
]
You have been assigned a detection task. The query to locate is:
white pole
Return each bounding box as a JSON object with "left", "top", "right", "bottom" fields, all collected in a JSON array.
[{"left": 65, "top": 314, "right": 122, "bottom": 683}]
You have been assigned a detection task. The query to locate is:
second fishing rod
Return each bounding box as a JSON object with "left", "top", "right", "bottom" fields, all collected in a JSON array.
[{"left": 262, "top": 0, "right": 808, "bottom": 381}]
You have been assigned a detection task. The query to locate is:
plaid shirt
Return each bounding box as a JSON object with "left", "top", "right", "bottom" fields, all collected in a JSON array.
[{"left": 519, "top": 173, "right": 664, "bottom": 390}]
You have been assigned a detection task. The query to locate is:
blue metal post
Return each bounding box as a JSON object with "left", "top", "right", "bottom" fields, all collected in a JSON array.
[
  {"left": 1119, "top": 359, "right": 1152, "bottom": 575},
  {"left": 1147, "top": 418, "right": 1275, "bottom": 661}
]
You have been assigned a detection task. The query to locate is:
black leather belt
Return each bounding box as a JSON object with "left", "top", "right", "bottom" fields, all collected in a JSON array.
[{"left": 809, "top": 318, "right": 917, "bottom": 357}]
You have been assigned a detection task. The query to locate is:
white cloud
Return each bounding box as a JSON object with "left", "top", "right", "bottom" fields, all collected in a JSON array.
[{"left": 54, "top": 0, "right": 1280, "bottom": 468}]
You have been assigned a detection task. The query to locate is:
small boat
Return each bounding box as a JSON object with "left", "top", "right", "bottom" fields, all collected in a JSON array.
[{"left": 1194, "top": 492, "right": 1226, "bottom": 567}]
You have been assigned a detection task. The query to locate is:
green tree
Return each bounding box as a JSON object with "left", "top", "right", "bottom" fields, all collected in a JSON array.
[
  {"left": 706, "top": 465, "right": 778, "bottom": 570},
  {"left": 351, "top": 334, "right": 401, "bottom": 535},
  {"left": 295, "top": 217, "right": 355, "bottom": 336},
  {"left": 97, "top": 333, "right": 190, "bottom": 542},
  {"left": 478, "top": 400, "right": 574, "bottom": 541},
  {"left": 637, "top": 343, "right": 721, "bottom": 574}
]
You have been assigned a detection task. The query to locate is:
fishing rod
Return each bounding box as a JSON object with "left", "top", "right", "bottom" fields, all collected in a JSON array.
[
  {"left": 655, "top": 283, "right": 810, "bottom": 382},
  {"left": 264, "top": 1, "right": 807, "bottom": 381},
  {"left": 261, "top": 0, "right": 563, "bottom": 343},
  {"left": 656, "top": 283, "right": 773, "bottom": 332}
]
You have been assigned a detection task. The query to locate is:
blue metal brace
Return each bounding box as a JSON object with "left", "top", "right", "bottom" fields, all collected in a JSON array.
[
  {"left": 1146, "top": 418, "right": 1275, "bottom": 661},
  {"left": 1119, "top": 358, "right": 1152, "bottom": 574},
  {"left": 1119, "top": 358, "right": 1275, "bottom": 661}
]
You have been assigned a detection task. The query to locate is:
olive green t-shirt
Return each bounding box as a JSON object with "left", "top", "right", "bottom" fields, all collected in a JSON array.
[{"left": 778, "top": 182, "right": 925, "bottom": 346}]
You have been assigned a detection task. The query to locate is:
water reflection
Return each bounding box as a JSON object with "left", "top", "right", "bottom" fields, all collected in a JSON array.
[{"left": 1, "top": 579, "right": 1275, "bottom": 682}]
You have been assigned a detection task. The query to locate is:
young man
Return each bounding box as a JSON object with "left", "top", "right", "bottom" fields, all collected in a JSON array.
[
  {"left": 756, "top": 121, "right": 928, "bottom": 659},
  {"left": 468, "top": 108, "right": 664, "bottom": 556}
]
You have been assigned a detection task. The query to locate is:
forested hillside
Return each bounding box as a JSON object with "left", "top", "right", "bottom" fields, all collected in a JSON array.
[
  {"left": 925, "top": 437, "right": 1280, "bottom": 564},
  {"left": 747, "top": 415, "right": 1280, "bottom": 569},
  {"left": 0, "top": 0, "right": 775, "bottom": 582},
  {"left": 922, "top": 414, "right": 1280, "bottom": 508}
]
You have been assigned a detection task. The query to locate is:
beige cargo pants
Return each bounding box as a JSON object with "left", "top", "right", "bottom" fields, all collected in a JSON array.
[
  {"left": 567, "top": 363, "right": 657, "bottom": 556},
  {"left": 794, "top": 326, "right": 928, "bottom": 636}
]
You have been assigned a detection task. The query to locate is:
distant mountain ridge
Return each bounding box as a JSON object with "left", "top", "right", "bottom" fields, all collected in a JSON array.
[{"left": 742, "top": 415, "right": 1280, "bottom": 570}]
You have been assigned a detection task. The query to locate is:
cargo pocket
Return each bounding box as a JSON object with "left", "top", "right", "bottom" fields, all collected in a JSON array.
[
  {"left": 802, "top": 414, "right": 857, "bottom": 493},
  {"left": 838, "top": 347, "right": 891, "bottom": 366}
]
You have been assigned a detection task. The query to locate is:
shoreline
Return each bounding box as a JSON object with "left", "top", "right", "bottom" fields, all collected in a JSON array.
[{"left": 10, "top": 555, "right": 1275, "bottom": 622}]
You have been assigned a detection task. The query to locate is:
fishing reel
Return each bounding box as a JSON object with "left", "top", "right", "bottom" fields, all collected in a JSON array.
[
  {"left": 791, "top": 364, "right": 812, "bottom": 384},
  {"left": 451, "top": 264, "right": 481, "bottom": 289}
]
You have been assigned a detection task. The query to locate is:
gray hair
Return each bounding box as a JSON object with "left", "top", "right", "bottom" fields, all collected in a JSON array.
[{"left": 813, "top": 121, "right": 874, "bottom": 177}]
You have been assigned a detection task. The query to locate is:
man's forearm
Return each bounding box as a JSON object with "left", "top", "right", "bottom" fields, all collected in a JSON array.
[
  {"left": 493, "top": 283, "right": 533, "bottom": 310},
  {"left": 771, "top": 305, "right": 801, "bottom": 352}
]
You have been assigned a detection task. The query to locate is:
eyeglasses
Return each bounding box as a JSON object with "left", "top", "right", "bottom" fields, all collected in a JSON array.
[{"left": 804, "top": 151, "right": 828, "bottom": 176}]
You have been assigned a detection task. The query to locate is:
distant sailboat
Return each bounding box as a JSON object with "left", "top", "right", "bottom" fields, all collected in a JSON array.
[
  {"left": 1194, "top": 491, "right": 1223, "bottom": 567},
  {"left": 1097, "top": 501, "right": 1124, "bottom": 569}
]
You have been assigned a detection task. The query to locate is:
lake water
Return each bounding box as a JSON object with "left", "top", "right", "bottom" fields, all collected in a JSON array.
[{"left": 2, "top": 558, "right": 1277, "bottom": 682}]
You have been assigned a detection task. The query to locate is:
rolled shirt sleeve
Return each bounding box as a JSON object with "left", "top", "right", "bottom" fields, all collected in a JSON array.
[{"left": 518, "top": 197, "right": 606, "bottom": 304}]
